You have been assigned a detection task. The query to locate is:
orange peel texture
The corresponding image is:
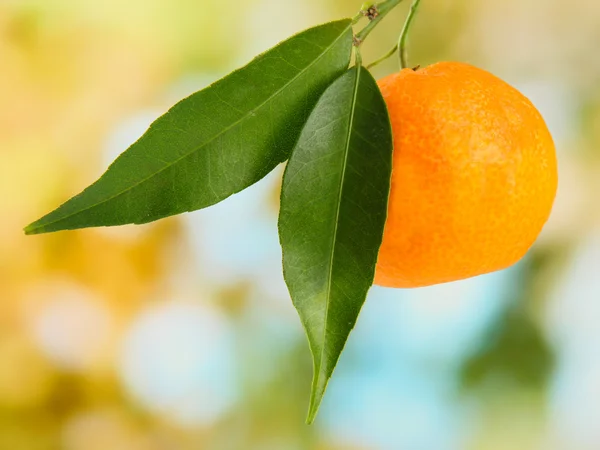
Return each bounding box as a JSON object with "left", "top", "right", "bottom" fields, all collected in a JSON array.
[{"left": 375, "top": 62, "right": 558, "bottom": 288}]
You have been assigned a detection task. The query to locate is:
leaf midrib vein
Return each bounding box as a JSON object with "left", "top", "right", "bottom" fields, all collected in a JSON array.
[
  {"left": 31, "top": 24, "right": 351, "bottom": 231},
  {"left": 318, "top": 67, "right": 361, "bottom": 377}
]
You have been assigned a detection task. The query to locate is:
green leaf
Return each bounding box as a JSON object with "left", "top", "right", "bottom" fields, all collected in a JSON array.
[
  {"left": 25, "top": 20, "right": 353, "bottom": 235},
  {"left": 278, "top": 66, "right": 393, "bottom": 423}
]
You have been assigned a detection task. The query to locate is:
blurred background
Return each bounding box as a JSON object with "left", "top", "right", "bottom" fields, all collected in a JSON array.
[{"left": 1, "top": 0, "right": 599, "bottom": 448}]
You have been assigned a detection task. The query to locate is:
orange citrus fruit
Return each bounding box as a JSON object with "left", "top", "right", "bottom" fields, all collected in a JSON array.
[{"left": 374, "top": 62, "right": 558, "bottom": 288}]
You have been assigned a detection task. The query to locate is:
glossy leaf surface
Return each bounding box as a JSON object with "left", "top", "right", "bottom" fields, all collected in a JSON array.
[
  {"left": 25, "top": 20, "right": 353, "bottom": 234},
  {"left": 278, "top": 66, "right": 393, "bottom": 422}
]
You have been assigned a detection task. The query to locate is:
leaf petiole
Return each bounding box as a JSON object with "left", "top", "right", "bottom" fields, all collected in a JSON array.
[
  {"left": 366, "top": 45, "right": 398, "bottom": 70},
  {"left": 354, "top": 46, "right": 363, "bottom": 67}
]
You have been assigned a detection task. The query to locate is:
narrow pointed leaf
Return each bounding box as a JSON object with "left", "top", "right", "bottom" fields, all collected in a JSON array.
[
  {"left": 25, "top": 20, "right": 353, "bottom": 235},
  {"left": 278, "top": 66, "right": 393, "bottom": 423}
]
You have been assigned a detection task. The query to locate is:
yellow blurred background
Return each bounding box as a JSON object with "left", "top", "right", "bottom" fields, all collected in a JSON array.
[{"left": 1, "top": 0, "right": 599, "bottom": 449}]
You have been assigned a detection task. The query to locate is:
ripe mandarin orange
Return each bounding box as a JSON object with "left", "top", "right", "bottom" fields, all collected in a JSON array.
[{"left": 374, "top": 62, "right": 558, "bottom": 288}]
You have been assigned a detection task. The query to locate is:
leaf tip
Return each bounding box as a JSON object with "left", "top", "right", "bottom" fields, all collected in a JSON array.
[
  {"left": 23, "top": 222, "right": 43, "bottom": 235},
  {"left": 306, "top": 399, "right": 320, "bottom": 425},
  {"left": 305, "top": 372, "right": 330, "bottom": 424},
  {"left": 23, "top": 217, "right": 51, "bottom": 235}
]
